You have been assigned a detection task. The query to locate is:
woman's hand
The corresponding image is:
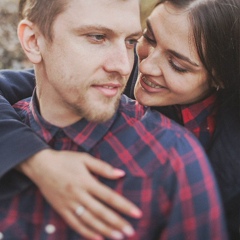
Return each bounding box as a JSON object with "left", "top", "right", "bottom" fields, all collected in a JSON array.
[{"left": 18, "top": 149, "right": 142, "bottom": 240}]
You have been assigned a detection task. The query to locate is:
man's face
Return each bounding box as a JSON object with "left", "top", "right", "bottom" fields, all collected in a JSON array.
[{"left": 37, "top": 0, "right": 141, "bottom": 126}]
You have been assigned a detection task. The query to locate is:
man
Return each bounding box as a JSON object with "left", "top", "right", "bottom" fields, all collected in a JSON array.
[{"left": 0, "top": 0, "right": 228, "bottom": 239}]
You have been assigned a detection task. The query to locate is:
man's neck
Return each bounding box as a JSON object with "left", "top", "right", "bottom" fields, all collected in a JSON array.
[{"left": 35, "top": 88, "right": 82, "bottom": 128}]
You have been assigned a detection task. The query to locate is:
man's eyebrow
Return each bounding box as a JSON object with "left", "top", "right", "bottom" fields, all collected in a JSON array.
[
  {"left": 128, "top": 31, "right": 143, "bottom": 38},
  {"left": 168, "top": 50, "right": 199, "bottom": 67},
  {"left": 73, "top": 25, "right": 142, "bottom": 38},
  {"left": 73, "top": 25, "right": 115, "bottom": 34}
]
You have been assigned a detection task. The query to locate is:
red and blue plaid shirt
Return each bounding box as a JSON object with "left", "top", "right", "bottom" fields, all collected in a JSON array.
[
  {"left": 177, "top": 94, "right": 217, "bottom": 149},
  {"left": 0, "top": 93, "right": 228, "bottom": 240}
]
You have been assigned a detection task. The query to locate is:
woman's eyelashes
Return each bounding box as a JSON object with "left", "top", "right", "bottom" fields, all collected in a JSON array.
[
  {"left": 142, "top": 29, "right": 156, "bottom": 46},
  {"left": 168, "top": 58, "right": 188, "bottom": 73},
  {"left": 142, "top": 28, "right": 189, "bottom": 74}
]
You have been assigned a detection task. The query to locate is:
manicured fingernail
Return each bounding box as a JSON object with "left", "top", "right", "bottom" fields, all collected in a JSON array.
[
  {"left": 111, "top": 231, "right": 124, "bottom": 239},
  {"left": 93, "top": 235, "right": 103, "bottom": 240},
  {"left": 113, "top": 169, "right": 125, "bottom": 177},
  {"left": 122, "top": 225, "right": 135, "bottom": 236},
  {"left": 130, "top": 208, "right": 142, "bottom": 218}
]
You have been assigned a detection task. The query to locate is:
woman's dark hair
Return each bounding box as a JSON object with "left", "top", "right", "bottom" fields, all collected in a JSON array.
[{"left": 156, "top": 0, "right": 240, "bottom": 114}]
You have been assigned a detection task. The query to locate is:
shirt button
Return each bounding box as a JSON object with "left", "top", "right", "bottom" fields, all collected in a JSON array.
[
  {"left": 0, "top": 232, "right": 3, "bottom": 239},
  {"left": 45, "top": 224, "right": 56, "bottom": 234}
]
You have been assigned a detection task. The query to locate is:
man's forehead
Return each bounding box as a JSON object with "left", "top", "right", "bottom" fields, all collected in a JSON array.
[
  {"left": 66, "top": 0, "right": 140, "bottom": 12},
  {"left": 59, "top": 0, "right": 142, "bottom": 35},
  {"left": 65, "top": 0, "right": 140, "bottom": 15}
]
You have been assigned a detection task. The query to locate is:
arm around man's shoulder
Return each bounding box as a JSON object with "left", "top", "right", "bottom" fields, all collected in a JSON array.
[
  {"left": 0, "top": 68, "right": 35, "bottom": 104},
  {"left": 0, "top": 68, "right": 47, "bottom": 178},
  {"left": 0, "top": 95, "right": 48, "bottom": 177}
]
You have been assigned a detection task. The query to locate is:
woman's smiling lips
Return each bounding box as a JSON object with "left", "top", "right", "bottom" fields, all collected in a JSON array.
[{"left": 140, "top": 75, "right": 167, "bottom": 93}]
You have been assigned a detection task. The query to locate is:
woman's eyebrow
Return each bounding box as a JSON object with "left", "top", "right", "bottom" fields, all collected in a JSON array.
[
  {"left": 168, "top": 49, "right": 199, "bottom": 67},
  {"left": 146, "top": 18, "right": 199, "bottom": 67}
]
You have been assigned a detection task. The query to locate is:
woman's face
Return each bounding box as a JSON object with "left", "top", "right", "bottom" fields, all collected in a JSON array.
[{"left": 134, "top": 2, "right": 211, "bottom": 107}]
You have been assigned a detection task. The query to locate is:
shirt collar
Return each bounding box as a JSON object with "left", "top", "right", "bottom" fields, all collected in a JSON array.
[
  {"left": 179, "top": 94, "right": 216, "bottom": 125},
  {"left": 176, "top": 94, "right": 217, "bottom": 148},
  {"left": 29, "top": 90, "right": 117, "bottom": 151}
]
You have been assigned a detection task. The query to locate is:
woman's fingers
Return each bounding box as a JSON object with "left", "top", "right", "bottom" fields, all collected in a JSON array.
[
  {"left": 74, "top": 190, "right": 136, "bottom": 239},
  {"left": 84, "top": 155, "right": 142, "bottom": 218},
  {"left": 81, "top": 152, "right": 126, "bottom": 179},
  {"left": 90, "top": 181, "right": 142, "bottom": 218},
  {"left": 21, "top": 149, "right": 141, "bottom": 239},
  {"left": 63, "top": 210, "right": 104, "bottom": 240}
]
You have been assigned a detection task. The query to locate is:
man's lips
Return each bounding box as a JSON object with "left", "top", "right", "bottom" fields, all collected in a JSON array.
[{"left": 93, "top": 83, "right": 122, "bottom": 97}]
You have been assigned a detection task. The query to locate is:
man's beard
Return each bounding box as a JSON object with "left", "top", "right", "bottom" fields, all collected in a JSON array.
[{"left": 68, "top": 93, "right": 121, "bottom": 123}]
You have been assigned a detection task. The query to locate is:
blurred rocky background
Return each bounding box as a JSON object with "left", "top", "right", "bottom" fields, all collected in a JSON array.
[
  {"left": 0, "top": 0, "right": 31, "bottom": 69},
  {"left": 0, "top": 0, "right": 157, "bottom": 70}
]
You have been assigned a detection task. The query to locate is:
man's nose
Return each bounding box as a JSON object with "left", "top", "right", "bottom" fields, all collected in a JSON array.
[{"left": 103, "top": 44, "right": 133, "bottom": 77}]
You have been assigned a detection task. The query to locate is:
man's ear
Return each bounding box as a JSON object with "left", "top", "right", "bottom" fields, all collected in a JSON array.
[{"left": 18, "top": 19, "right": 42, "bottom": 64}]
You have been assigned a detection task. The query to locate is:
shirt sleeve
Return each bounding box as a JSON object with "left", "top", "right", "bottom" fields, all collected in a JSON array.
[
  {"left": 0, "top": 69, "right": 49, "bottom": 178},
  {"left": 0, "top": 69, "right": 35, "bottom": 104},
  {"left": 158, "top": 129, "right": 228, "bottom": 239}
]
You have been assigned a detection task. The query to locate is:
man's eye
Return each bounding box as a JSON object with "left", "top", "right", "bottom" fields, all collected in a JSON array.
[
  {"left": 126, "top": 39, "right": 139, "bottom": 48},
  {"left": 87, "top": 34, "right": 105, "bottom": 42}
]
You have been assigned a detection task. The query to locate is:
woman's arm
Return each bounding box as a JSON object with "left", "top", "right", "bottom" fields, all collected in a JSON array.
[
  {"left": 0, "top": 95, "right": 48, "bottom": 175},
  {"left": 0, "top": 69, "right": 35, "bottom": 104},
  {"left": 0, "top": 69, "right": 43, "bottom": 173}
]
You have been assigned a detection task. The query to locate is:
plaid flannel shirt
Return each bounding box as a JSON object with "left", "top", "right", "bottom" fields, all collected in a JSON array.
[{"left": 0, "top": 93, "right": 228, "bottom": 240}]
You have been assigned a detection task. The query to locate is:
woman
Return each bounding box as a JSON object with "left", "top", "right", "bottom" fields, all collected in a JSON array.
[
  {"left": 0, "top": 0, "right": 239, "bottom": 238},
  {"left": 133, "top": 0, "right": 240, "bottom": 238}
]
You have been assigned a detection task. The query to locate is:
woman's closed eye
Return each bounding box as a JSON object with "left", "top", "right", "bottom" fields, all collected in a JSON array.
[
  {"left": 168, "top": 57, "right": 188, "bottom": 73},
  {"left": 142, "top": 29, "right": 156, "bottom": 46}
]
